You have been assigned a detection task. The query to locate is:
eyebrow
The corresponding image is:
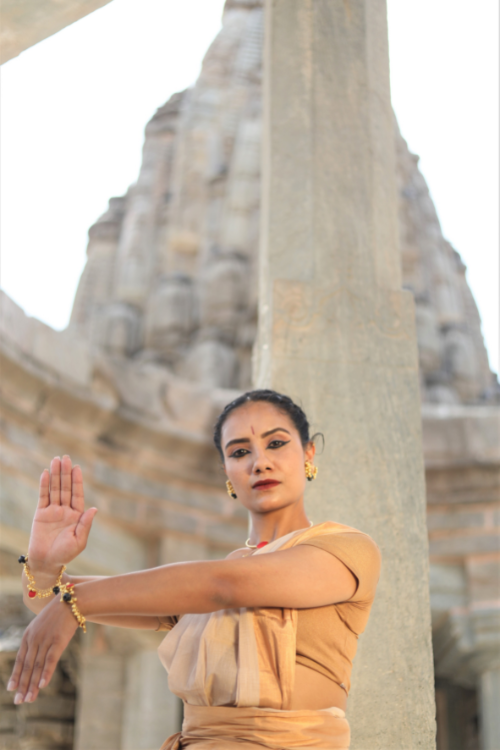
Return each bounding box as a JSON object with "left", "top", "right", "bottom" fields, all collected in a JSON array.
[{"left": 224, "top": 427, "right": 291, "bottom": 450}]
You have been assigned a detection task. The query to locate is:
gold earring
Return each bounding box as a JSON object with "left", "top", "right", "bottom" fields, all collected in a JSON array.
[
  {"left": 226, "top": 480, "right": 237, "bottom": 499},
  {"left": 305, "top": 461, "right": 318, "bottom": 481}
]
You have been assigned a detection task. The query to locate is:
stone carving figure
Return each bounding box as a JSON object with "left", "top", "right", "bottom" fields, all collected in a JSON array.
[
  {"left": 90, "top": 302, "right": 142, "bottom": 358},
  {"left": 178, "top": 252, "right": 249, "bottom": 388},
  {"left": 199, "top": 251, "right": 249, "bottom": 344},
  {"left": 144, "top": 274, "right": 197, "bottom": 364}
]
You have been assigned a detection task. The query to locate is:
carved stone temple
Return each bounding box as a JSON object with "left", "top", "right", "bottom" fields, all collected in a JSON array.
[{"left": 0, "top": 1, "right": 499, "bottom": 749}]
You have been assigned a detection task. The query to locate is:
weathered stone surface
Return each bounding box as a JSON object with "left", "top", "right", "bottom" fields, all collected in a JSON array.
[
  {"left": 121, "top": 650, "right": 181, "bottom": 749},
  {"left": 0, "top": 293, "right": 91, "bottom": 387},
  {"left": 422, "top": 405, "right": 500, "bottom": 468},
  {"left": 0, "top": 0, "right": 113, "bottom": 65},
  {"left": 74, "top": 641, "right": 125, "bottom": 750},
  {"left": 480, "top": 668, "right": 500, "bottom": 750}
]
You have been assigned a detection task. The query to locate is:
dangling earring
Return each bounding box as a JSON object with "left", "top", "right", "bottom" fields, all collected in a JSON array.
[
  {"left": 226, "top": 480, "right": 237, "bottom": 499},
  {"left": 305, "top": 461, "right": 318, "bottom": 481}
]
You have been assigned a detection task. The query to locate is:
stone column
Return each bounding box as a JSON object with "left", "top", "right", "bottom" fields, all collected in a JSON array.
[
  {"left": 480, "top": 668, "right": 500, "bottom": 750},
  {"left": 255, "top": 1, "right": 436, "bottom": 748},
  {"left": 121, "top": 650, "right": 181, "bottom": 750},
  {"left": 74, "top": 626, "right": 126, "bottom": 750}
]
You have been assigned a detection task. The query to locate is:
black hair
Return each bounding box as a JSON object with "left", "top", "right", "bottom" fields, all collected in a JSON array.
[{"left": 213, "top": 389, "right": 319, "bottom": 461}]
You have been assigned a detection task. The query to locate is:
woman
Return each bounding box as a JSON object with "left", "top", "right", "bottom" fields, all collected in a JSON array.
[{"left": 8, "top": 389, "right": 381, "bottom": 749}]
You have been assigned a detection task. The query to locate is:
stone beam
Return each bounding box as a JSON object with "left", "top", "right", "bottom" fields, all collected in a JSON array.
[
  {"left": 0, "top": 0, "right": 114, "bottom": 65},
  {"left": 256, "top": 1, "right": 436, "bottom": 747}
]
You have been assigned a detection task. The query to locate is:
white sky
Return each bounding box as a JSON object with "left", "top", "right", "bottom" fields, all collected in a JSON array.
[{"left": 1, "top": 0, "right": 498, "bottom": 372}]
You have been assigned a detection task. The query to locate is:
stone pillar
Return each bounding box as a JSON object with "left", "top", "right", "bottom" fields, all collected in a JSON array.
[
  {"left": 255, "top": 1, "right": 436, "bottom": 748},
  {"left": 480, "top": 669, "right": 500, "bottom": 750},
  {"left": 121, "top": 650, "right": 181, "bottom": 750},
  {"left": 74, "top": 626, "right": 126, "bottom": 750}
]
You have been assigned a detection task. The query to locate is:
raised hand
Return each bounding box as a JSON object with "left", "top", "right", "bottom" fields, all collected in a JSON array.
[{"left": 28, "top": 456, "right": 97, "bottom": 569}]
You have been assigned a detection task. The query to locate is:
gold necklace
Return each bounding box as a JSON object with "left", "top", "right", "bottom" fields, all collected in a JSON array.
[{"left": 245, "top": 520, "right": 314, "bottom": 549}]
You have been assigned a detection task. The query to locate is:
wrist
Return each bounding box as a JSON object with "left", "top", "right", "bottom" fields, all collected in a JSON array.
[
  {"left": 72, "top": 583, "right": 87, "bottom": 616},
  {"left": 27, "top": 561, "right": 62, "bottom": 579},
  {"left": 58, "top": 583, "right": 87, "bottom": 633},
  {"left": 21, "top": 556, "right": 67, "bottom": 600},
  {"left": 49, "top": 594, "right": 79, "bottom": 632}
]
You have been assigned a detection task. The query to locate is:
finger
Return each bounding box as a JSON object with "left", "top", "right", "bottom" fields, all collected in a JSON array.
[
  {"left": 7, "top": 637, "right": 28, "bottom": 693},
  {"left": 71, "top": 465, "right": 85, "bottom": 512},
  {"left": 75, "top": 507, "right": 98, "bottom": 546},
  {"left": 37, "top": 469, "right": 50, "bottom": 509},
  {"left": 13, "top": 643, "right": 38, "bottom": 704},
  {"left": 25, "top": 642, "right": 51, "bottom": 703},
  {"left": 60, "top": 455, "right": 72, "bottom": 507},
  {"left": 49, "top": 457, "right": 61, "bottom": 505},
  {"left": 37, "top": 643, "right": 62, "bottom": 694}
]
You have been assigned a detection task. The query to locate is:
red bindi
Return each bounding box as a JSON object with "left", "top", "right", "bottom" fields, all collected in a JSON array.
[{"left": 251, "top": 426, "right": 255, "bottom": 434}]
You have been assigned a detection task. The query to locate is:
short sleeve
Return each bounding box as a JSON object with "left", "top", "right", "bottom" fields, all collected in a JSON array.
[
  {"left": 299, "top": 531, "right": 381, "bottom": 603},
  {"left": 156, "top": 615, "right": 179, "bottom": 632}
]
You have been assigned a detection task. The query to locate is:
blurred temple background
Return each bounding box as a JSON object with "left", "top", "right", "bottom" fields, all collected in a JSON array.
[{"left": 0, "top": 1, "right": 499, "bottom": 749}]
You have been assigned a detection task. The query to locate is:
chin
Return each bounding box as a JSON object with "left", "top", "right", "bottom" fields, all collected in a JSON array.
[{"left": 247, "top": 495, "right": 292, "bottom": 514}]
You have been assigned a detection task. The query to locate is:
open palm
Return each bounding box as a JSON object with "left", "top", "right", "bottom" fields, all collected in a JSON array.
[{"left": 28, "top": 456, "right": 97, "bottom": 568}]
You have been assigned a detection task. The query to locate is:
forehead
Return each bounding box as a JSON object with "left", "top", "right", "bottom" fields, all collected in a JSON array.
[{"left": 221, "top": 401, "right": 295, "bottom": 438}]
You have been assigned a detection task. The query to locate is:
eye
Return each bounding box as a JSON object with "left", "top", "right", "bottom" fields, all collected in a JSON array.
[
  {"left": 268, "top": 439, "right": 290, "bottom": 449},
  {"left": 229, "top": 448, "right": 250, "bottom": 459}
]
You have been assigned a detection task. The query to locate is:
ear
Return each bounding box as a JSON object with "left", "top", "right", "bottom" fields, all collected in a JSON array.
[{"left": 304, "top": 441, "right": 316, "bottom": 463}]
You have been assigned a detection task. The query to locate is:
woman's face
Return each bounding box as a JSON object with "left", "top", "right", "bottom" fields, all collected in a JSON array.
[{"left": 221, "top": 401, "right": 315, "bottom": 515}]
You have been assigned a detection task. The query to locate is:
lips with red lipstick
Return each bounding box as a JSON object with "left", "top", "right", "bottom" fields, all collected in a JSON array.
[{"left": 252, "top": 479, "right": 281, "bottom": 490}]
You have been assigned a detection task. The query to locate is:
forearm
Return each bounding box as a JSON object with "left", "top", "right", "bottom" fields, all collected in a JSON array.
[
  {"left": 75, "top": 560, "right": 225, "bottom": 619},
  {"left": 86, "top": 614, "right": 162, "bottom": 630},
  {"left": 23, "top": 568, "right": 162, "bottom": 629}
]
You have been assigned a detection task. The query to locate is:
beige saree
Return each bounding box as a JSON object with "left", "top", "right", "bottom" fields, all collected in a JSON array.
[{"left": 157, "top": 523, "right": 351, "bottom": 749}]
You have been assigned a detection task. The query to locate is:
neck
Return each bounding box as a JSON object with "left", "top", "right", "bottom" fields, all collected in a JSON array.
[{"left": 248, "top": 504, "right": 311, "bottom": 546}]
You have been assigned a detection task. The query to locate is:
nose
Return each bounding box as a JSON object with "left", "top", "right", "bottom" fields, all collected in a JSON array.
[{"left": 251, "top": 446, "right": 272, "bottom": 474}]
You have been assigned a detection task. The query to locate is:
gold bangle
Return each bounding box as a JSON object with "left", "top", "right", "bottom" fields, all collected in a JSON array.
[
  {"left": 59, "top": 584, "right": 86, "bottom": 633},
  {"left": 18, "top": 555, "right": 66, "bottom": 600}
]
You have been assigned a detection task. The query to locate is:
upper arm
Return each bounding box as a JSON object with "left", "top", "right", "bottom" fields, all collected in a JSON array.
[
  {"left": 217, "top": 545, "right": 357, "bottom": 610},
  {"left": 299, "top": 532, "right": 381, "bottom": 603}
]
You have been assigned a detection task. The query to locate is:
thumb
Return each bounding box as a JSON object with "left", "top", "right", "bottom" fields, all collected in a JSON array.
[{"left": 75, "top": 508, "right": 98, "bottom": 543}]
